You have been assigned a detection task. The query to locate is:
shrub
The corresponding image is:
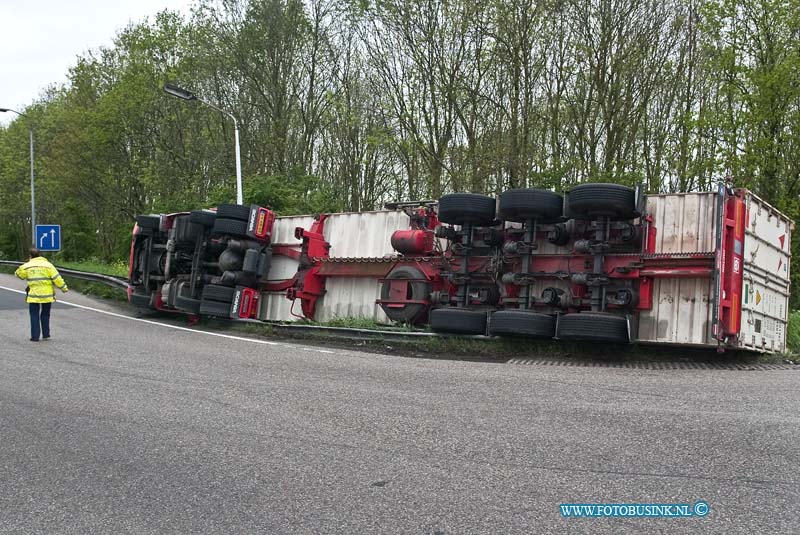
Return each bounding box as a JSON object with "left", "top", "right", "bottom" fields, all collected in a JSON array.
[{"left": 787, "top": 310, "right": 800, "bottom": 354}]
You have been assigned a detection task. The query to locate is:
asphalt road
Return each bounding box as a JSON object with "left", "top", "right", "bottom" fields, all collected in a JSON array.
[{"left": 0, "top": 273, "right": 798, "bottom": 534}]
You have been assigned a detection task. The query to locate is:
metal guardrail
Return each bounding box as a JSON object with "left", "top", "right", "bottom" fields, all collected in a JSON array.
[{"left": 0, "top": 260, "right": 129, "bottom": 291}]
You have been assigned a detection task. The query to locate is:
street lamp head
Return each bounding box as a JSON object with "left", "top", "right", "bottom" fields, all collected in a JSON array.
[
  {"left": 0, "top": 108, "right": 10, "bottom": 113},
  {"left": 164, "top": 83, "right": 198, "bottom": 101}
]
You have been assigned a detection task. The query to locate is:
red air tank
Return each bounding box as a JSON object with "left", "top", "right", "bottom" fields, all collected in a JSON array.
[{"left": 391, "top": 229, "right": 435, "bottom": 255}]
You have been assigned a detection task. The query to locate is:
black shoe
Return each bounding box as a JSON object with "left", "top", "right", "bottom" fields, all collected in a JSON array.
[
  {"left": 30, "top": 338, "right": 39, "bottom": 342},
  {"left": 43, "top": 335, "right": 50, "bottom": 340}
]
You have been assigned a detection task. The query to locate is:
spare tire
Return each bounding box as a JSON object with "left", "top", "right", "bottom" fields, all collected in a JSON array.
[
  {"left": 567, "top": 183, "right": 637, "bottom": 220},
  {"left": 429, "top": 308, "right": 487, "bottom": 335},
  {"left": 379, "top": 266, "right": 431, "bottom": 324},
  {"left": 498, "top": 189, "right": 563, "bottom": 223},
  {"left": 438, "top": 193, "right": 496, "bottom": 226},
  {"left": 489, "top": 310, "right": 556, "bottom": 338}
]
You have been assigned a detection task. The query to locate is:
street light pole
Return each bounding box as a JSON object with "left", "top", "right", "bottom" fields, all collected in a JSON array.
[
  {"left": 163, "top": 84, "right": 243, "bottom": 205},
  {"left": 0, "top": 108, "right": 35, "bottom": 246}
]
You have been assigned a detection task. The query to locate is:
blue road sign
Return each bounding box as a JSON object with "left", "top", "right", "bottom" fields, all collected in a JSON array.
[{"left": 35, "top": 224, "right": 61, "bottom": 252}]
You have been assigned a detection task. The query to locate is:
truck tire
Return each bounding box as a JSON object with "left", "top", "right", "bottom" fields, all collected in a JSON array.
[
  {"left": 213, "top": 217, "right": 248, "bottom": 237},
  {"left": 498, "top": 189, "right": 563, "bottom": 223},
  {"left": 489, "top": 310, "right": 556, "bottom": 338},
  {"left": 201, "top": 284, "right": 236, "bottom": 303},
  {"left": 379, "top": 266, "right": 431, "bottom": 324},
  {"left": 199, "top": 298, "right": 232, "bottom": 317},
  {"left": 437, "top": 193, "right": 496, "bottom": 226},
  {"left": 567, "top": 184, "right": 636, "bottom": 220},
  {"left": 190, "top": 210, "right": 216, "bottom": 227},
  {"left": 174, "top": 295, "right": 201, "bottom": 314},
  {"left": 136, "top": 215, "right": 160, "bottom": 230},
  {"left": 429, "top": 308, "right": 487, "bottom": 335},
  {"left": 557, "top": 312, "right": 630, "bottom": 343},
  {"left": 216, "top": 203, "right": 251, "bottom": 221}
]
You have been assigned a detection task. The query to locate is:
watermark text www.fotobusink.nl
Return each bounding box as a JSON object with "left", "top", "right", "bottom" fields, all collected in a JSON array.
[{"left": 560, "top": 501, "right": 710, "bottom": 518}]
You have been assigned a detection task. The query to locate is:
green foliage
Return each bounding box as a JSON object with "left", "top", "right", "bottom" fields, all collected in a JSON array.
[
  {"left": 55, "top": 259, "right": 129, "bottom": 277},
  {"left": 787, "top": 311, "right": 800, "bottom": 355},
  {"left": 60, "top": 277, "right": 128, "bottom": 302},
  {"left": 315, "top": 316, "right": 388, "bottom": 329},
  {"left": 243, "top": 171, "right": 344, "bottom": 215}
]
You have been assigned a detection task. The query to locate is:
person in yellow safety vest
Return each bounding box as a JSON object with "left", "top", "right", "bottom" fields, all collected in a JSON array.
[{"left": 15, "top": 248, "right": 68, "bottom": 342}]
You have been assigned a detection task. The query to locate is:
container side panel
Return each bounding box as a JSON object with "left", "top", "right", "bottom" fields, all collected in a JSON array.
[
  {"left": 638, "top": 193, "right": 717, "bottom": 346},
  {"left": 740, "top": 273, "right": 788, "bottom": 352},
  {"left": 638, "top": 278, "right": 714, "bottom": 345},
  {"left": 742, "top": 192, "right": 792, "bottom": 284},
  {"left": 316, "top": 278, "right": 390, "bottom": 323},
  {"left": 323, "top": 211, "right": 409, "bottom": 258},
  {"left": 271, "top": 216, "right": 316, "bottom": 244},
  {"left": 259, "top": 292, "right": 300, "bottom": 322},
  {"left": 267, "top": 256, "right": 300, "bottom": 282},
  {"left": 646, "top": 192, "right": 718, "bottom": 254},
  {"left": 739, "top": 192, "right": 793, "bottom": 352}
]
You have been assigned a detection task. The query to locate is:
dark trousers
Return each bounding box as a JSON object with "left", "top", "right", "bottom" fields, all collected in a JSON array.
[{"left": 29, "top": 302, "right": 52, "bottom": 341}]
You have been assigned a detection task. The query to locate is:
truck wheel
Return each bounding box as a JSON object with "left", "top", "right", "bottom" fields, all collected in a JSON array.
[
  {"left": 379, "top": 266, "right": 431, "bottom": 324},
  {"left": 498, "top": 189, "right": 563, "bottom": 223},
  {"left": 136, "top": 215, "right": 160, "bottom": 230},
  {"left": 190, "top": 210, "right": 216, "bottom": 227},
  {"left": 201, "top": 284, "right": 236, "bottom": 303},
  {"left": 199, "top": 298, "right": 232, "bottom": 317},
  {"left": 437, "top": 193, "right": 496, "bottom": 226},
  {"left": 489, "top": 310, "right": 556, "bottom": 338},
  {"left": 557, "top": 312, "right": 630, "bottom": 343},
  {"left": 174, "top": 295, "right": 201, "bottom": 314},
  {"left": 216, "top": 203, "right": 251, "bottom": 221},
  {"left": 567, "top": 183, "right": 636, "bottom": 220},
  {"left": 429, "top": 308, "right": 487, "bottom": 335},
  {"left": 213, "top": 217, "right": 248, "bottom": 237}
]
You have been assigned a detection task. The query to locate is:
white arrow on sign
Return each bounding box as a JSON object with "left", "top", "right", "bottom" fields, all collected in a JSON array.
[{"left": 38, "top": 229, "right": 57, "bottom": 248}]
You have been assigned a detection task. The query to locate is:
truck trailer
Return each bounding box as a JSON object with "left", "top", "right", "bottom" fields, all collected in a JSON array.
[{"left": 128, "top": 183, "right": 793, "bottom": 353}]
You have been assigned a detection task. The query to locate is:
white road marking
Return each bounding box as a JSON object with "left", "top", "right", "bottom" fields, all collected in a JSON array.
[{"left": 0, "top": 285, "right": 336, "bottom": 354}]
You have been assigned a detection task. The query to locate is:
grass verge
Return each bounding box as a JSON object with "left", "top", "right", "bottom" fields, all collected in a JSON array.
[
  {"left": 206, "top": 316, "right": 792, "bottom": 365},
  {"left": 55, "top": 259, "right": 128, "bottom": 277}
]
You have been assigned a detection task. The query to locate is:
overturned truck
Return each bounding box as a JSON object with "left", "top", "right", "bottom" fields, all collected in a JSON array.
[{"left": 129, "top": 183, "right": 793, "bottom": 353}]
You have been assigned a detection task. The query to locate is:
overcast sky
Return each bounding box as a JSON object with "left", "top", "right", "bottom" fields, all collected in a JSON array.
[{"left": 1, "top": 0, "right": 194, "bottom": 126}]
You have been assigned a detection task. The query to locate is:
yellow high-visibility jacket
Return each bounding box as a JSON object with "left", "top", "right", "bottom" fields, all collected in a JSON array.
[{"left": 15, "top": 256, "right": 68, "bottom": 303}]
